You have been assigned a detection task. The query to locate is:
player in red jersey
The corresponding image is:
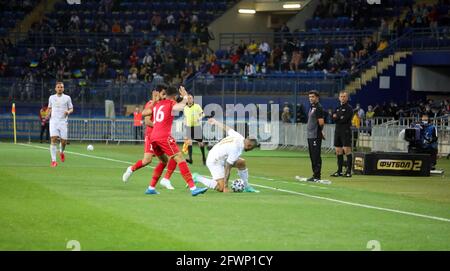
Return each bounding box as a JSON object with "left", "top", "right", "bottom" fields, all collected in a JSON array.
[
  {"left": 122, "top": 86, "right": 175, "bottom": 190},
  {"left": 145, "top": 85, "right": 208, "bottom": 196}
]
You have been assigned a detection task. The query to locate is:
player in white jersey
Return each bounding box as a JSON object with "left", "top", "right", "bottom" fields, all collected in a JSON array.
[
  {"left": 47, "top": 82, "right": 73, "bottom": 167},
  {"left": 192, "top": 118, "right": 259, "bottom": 193}
]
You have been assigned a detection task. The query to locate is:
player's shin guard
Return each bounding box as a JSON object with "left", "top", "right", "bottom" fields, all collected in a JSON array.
[
  {"left": 163, "top": 159, "right": 177, "bottom": 180},
  {"left": 150, "top": 162, "right": 166, "bottom": 188},
  {"left": 131, "top": 160, "right": 143, "bottom": 171},
  {"left": 178, "top": 161, "right": 195, "bottom": 189},
  {"left": 238, "top": 168, "right": 249, "bottom": 187},
  {"left": 50, "top": 144, "right": 57, "bottom": 162},
  {"left": 337, "top": 154, "right": 344, "bottom": 173},
  {"left": 346, "top": 154, "right": 353, "bottom": 173}
]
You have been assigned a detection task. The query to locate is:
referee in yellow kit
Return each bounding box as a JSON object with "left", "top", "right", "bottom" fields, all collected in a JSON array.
[{"left": 183, "top": 94, "right": 206, "bottom": 165}]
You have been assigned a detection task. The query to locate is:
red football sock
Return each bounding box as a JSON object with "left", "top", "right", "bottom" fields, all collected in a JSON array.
[
  {"left": 131, "top": 160, "right": 143, "bottom": 171},
  {"left": 178, "top": 161, "right": 195, "bottom": 189},
  {"left": 150, "top": 162, "right": 166, "bottom": 187},
  {"left": 163, "top": 159, "right": 177, "bottom": 179}
]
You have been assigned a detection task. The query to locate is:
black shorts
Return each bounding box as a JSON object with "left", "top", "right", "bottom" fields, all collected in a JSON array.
[
  {"left": 185, "top": 125, "right": 203, "bottom": 142},
  {"left": 334, "top": 128, "right": 352, "bottom": 147}
]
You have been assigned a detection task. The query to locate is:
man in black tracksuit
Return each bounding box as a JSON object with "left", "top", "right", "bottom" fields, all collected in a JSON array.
[
  {"left": 306, "top": 90, "right": 325, "bottom": 182},
  {"left": 331, "top": 91, "right": 354, "bottom": 177}
]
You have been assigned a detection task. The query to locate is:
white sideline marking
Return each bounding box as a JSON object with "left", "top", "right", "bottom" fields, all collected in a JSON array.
[
  {"left": 250, "top": 183, "right": 450, "bottom": 223},
  {"left": 18, "top": 143, "right": 450, "bottom": 223}
]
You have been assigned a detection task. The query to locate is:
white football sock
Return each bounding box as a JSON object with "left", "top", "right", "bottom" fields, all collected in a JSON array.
[
  {"left": 50, "top": 144, "right": 57, "bottom": 162},
  {"left": 160, "top": 178, "right": 170, "bottom": 183},
  {"left": 238, "top": 168, "right": 249, "bottom": 187},
  {"left": 148, "top": 186, "right": 155, "bottom": 190},
  {"left": 197, "top": 175, "right": 217, "bottom": 189}
]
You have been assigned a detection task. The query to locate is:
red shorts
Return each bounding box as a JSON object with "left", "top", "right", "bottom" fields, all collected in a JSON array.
[
  {"left": 144, "top": 135, "right": 154, "bottom": 154},
  {"left": 151, "top": 136, "right": 180, "bottom": 157}
]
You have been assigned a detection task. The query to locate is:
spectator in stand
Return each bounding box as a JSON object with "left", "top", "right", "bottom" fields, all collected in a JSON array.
[
  {"left": 100, "top": 0, "right": 113, "bottom": 13},
  {"left": 355, "top": 103, "right": 365, "bottom": 121},
  {"left": 112, "top": 21, "right": 121, "bottom": 33},
  {"left": 124, "top": 21, "right": 133, "bottom": 34},
  {"left": 259, "top": 41, "right": 271, "bottom": 58},
  {"left": 128, "top": 69, "right": 138, "bottom": 84},
  {"left": 247, "top": 40, "right": 258, "bottom": 55},
  {"left": 428, "top": 6, "right": 439, "bottom": 38},
  {"left": 366, "top": 37, "right": 377, "bottom": 54},
  {"left": 290, "top": 49, "right": 303, "bottom": 71},
  {"left": 365, "top": 105, "right": 375, "bottom": 128},
  {"left": 254, "top": 49, "right": 267, "bottom": 68},
  {"left": 377, "top": 39, "right": 389, "bottom": 52},
  {"left": 244, "top": 63, "right": 256, "bottom": 76},
  {"left": 209, "top": 61, "right": 221, "bottom": 75},
  {"left": 281, "top": 106, "right": 292, "bottom": 123},
  {"left": 129, "top": 51, "right": 139, "bottom": 67}
]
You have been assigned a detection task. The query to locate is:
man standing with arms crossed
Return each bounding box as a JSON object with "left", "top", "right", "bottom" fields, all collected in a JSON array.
[
  {"left": 331, "top": 91, "right": 353, "bottom": 177},
  {"left": 47, "top": 82, "right": 73, "bottom": 167},
  {"left": 306, "top": 90, "right": 325, "bottom": 182}
]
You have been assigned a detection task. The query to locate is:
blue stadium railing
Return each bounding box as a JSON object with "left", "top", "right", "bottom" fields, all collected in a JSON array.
[
  {"left": 8, "top": 31, "right": 198, "bottom": 49},
  {"left": 219, "top": 30, "right": 376, "bottom": 50},
  {"left": 188, "top": 73, "right": 345, "bottom": 97}
]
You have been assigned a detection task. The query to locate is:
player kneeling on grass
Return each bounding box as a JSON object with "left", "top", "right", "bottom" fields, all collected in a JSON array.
[{"left": 192, "top": 118, "right": 259, "bottom": 193}]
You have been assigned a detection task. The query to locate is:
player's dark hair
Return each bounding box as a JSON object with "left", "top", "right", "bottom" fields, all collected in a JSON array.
[
  {"left": 156, "top": 84, "right": 168, "bottom": 92},
  {"left": 165, "top": 85, "right": 178, "bottom": 97},
  {"left": 247, "top": 137, "right": 259, "bottom": 148},
  {"left": 55, "top": 81, "right": 64, "bottom": 86},
  {"left": 308, "top": 90, "right": 319, "bottom": 97}
]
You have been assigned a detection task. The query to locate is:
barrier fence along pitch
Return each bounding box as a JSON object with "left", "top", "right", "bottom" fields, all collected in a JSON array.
[{"left": 1, "top": 116, "right": 448, "bottom": 156}]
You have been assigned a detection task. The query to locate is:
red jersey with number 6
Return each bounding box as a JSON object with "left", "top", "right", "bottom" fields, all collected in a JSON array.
[{"left": 150, "top": 99, "right": 177, "bottom": 140}]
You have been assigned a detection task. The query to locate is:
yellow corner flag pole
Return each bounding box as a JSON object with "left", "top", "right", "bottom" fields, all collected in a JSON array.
[{"left": 12, "top": 103, "right": 17, "bottom": 144}]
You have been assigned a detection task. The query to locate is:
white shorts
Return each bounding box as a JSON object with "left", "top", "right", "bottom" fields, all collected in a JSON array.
[
  {"left": 206, "top": 157, "right": 225, "bottom": 181},
  {"left": 50, "top": 120, "right": 68, "bottom": 139}
]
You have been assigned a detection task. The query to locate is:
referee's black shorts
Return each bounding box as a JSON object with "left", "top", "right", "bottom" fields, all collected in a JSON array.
[
  {"left": 334, "top": 128, "right": 352, "bottom": 147},
  {"left": 185, "top": 125, "right": 203, "bottom": 142}
]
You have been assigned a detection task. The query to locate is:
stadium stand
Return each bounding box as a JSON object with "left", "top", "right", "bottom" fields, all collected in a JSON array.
[{"left": 0, "top": 0, "right": 449, "bottom": 119}]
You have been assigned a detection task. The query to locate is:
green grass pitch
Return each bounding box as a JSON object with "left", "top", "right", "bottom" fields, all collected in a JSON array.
[{"left": 0, "top": 141, "right": 449, "bottom": 251}]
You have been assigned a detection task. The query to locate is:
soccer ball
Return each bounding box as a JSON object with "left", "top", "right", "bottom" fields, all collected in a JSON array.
[
  {"left": 231, "top": 179, "right": 245, "bottom": 192},
  {"left": 87, "top": 144, "right": 94, "bottom": 151}
]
